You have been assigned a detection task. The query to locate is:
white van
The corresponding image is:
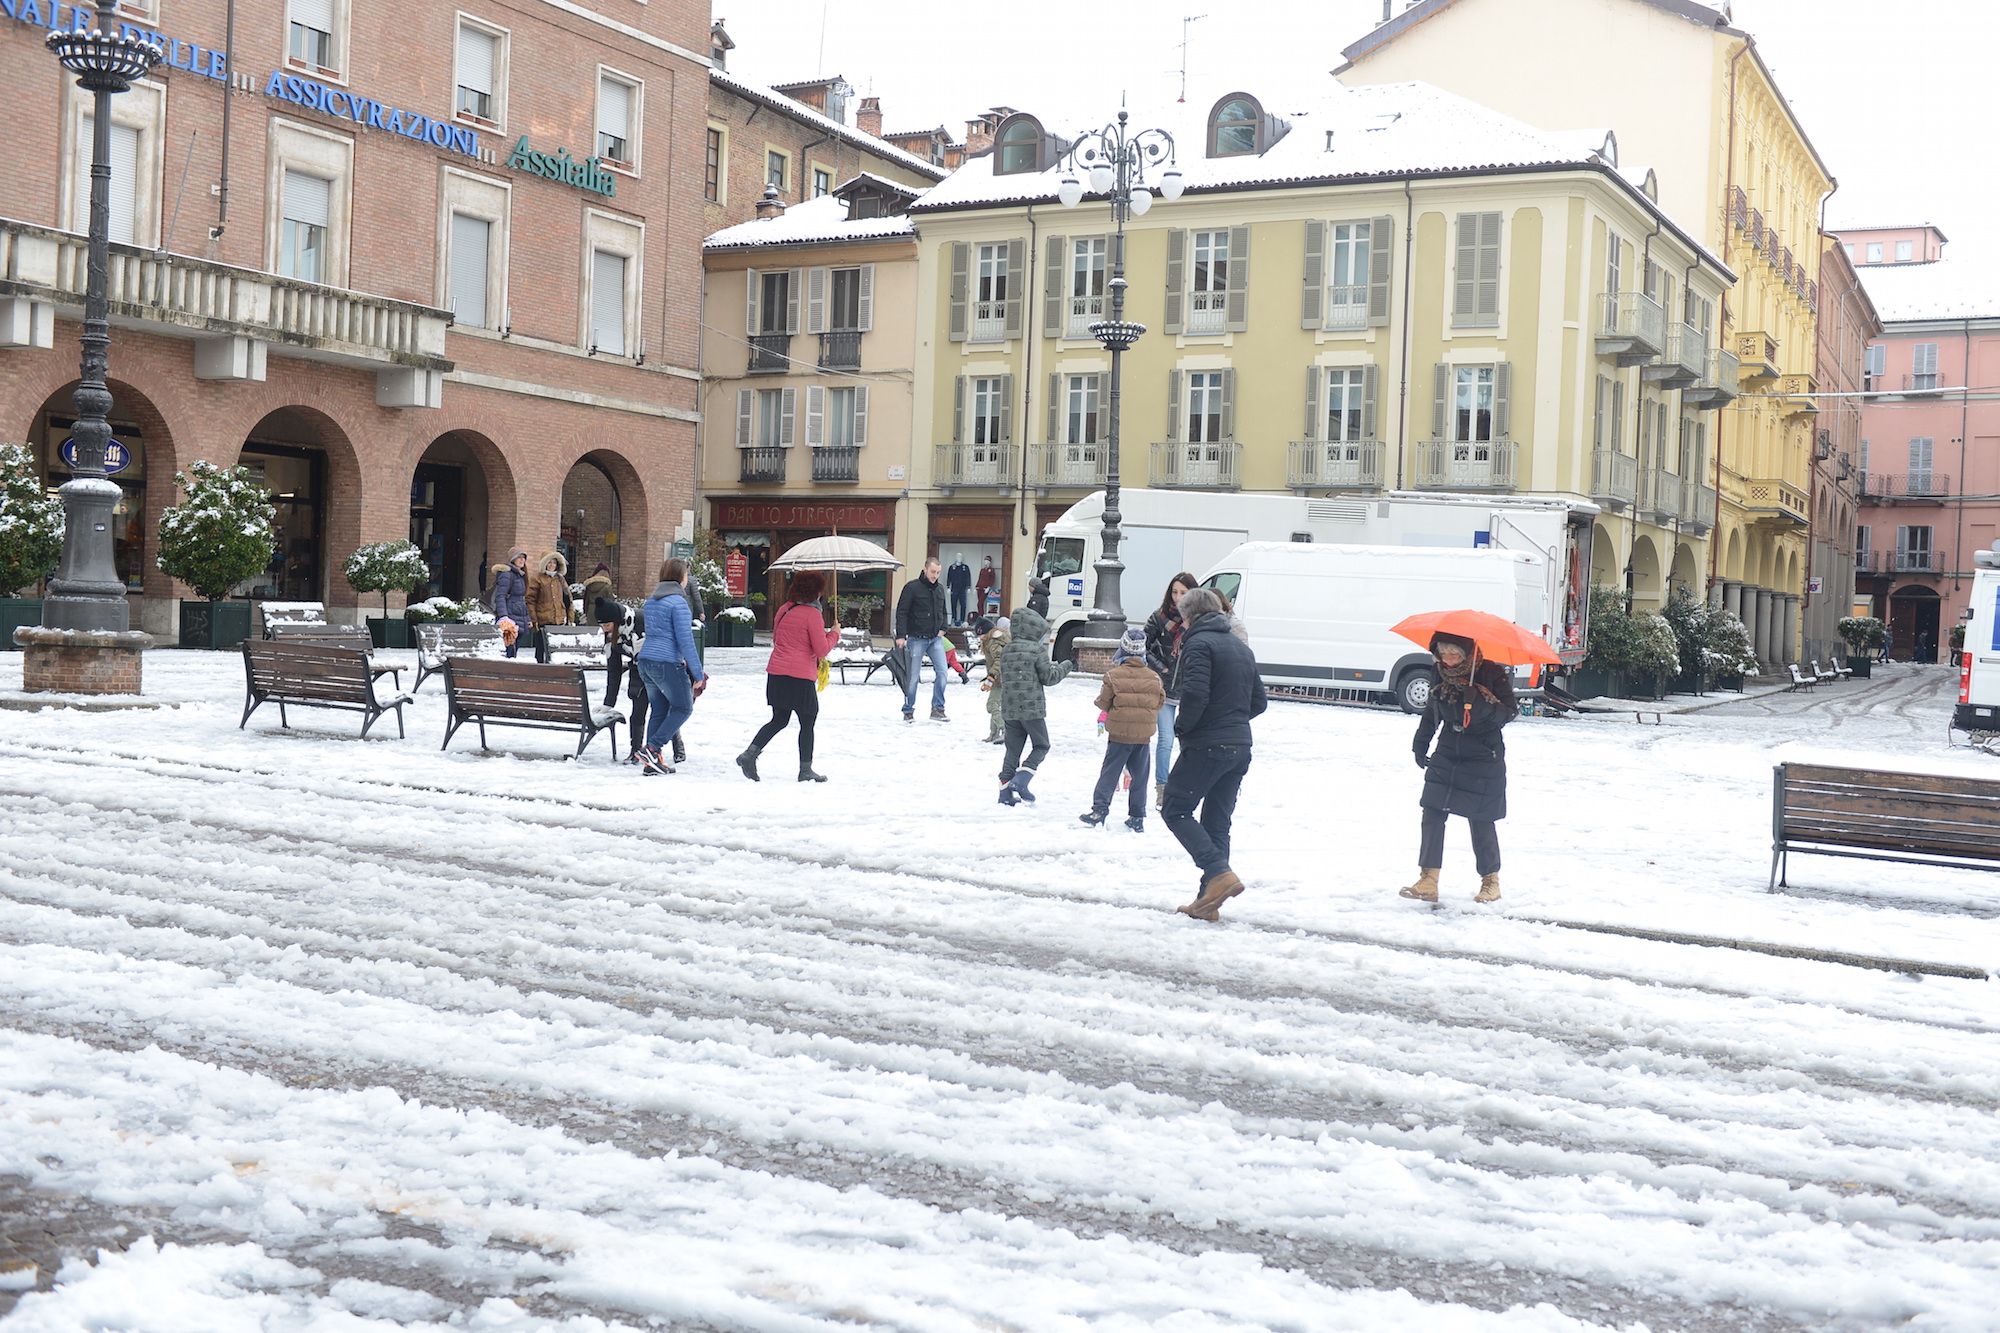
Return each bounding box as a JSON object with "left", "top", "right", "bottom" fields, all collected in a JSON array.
[
  {"left": 1955, "top": 552, "right": 2000, "bottom": 739},
  {"left": 1198, "top": 542, "right": 1549, "bottom": 712}
]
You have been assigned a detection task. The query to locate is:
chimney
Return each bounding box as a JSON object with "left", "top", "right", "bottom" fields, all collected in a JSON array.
[
  {"left": 965, "top": 116, "right": 995, "bottom": 155},
  {"left": 857, "top": 96, "right": 882, "bottom": 137},
  {"left": 755, "top": 184, "right": 786, "bottom": 220}
]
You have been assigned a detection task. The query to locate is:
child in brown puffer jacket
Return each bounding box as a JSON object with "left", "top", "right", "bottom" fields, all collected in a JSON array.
[{"left": 1080, "top": 626, "right": 1166, "bottom": 831}]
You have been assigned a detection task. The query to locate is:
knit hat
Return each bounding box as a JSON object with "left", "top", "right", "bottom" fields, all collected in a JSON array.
[
  {"left": 995, "top": 617, "right": 1010, "bottom": 632},
  {"left": 1116, "top": 626, "right": 1148, "bottom": 661},
  {"left": 507, "top": 547, "right": 528, "bottom": 563}
]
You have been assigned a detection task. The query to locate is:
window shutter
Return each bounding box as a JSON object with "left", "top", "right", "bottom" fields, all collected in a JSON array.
[
  {"left": 1897, "top": 525, "right": 1911, "bottom": 555},
  {"left": 283, "top": 169, "right": 331, "bottom": 228},
  {"left": 1493, "top": 361, "right": 1513, "bottom": 438},
  {"left": 1219, "top": 368, "right": 1236, "bottom": 439},
  {"left": 1368, "top": 215, "right": 1393, "bottom": 326},
  {"left": 744, "top": 268, "right": 760, "bottom": 336},
  {"left": 1611, "top": 379, "right": 1625, "bottom": 452},
  {"left": 1043, "top": 235, "right": 1065, "bottom": 336},
  {"left": 1476, "top": 213, "right": 1502, "bottom": 320},
  {"left": 1164, "top": 229, "right": 1186, "bottom": 335},
  {"left": 1003, "top": 238, "right": 1025, "bottom": 338},
  {"left": 591, "top": 250, "right": 626, "bottom": 354},
  {"left": 785, "top": 267, "right": 803, "bottom": 334},
  {"left": 597, "top": 75, "right": 631, "bottom": 144},
  {"left": 1362, "top": 363, "right": 1379, "bottom": 440},
  {"left": 778, "top": 386, "right": 797, "bottom": 446},
  {"left": 1431, "top": 362, "right": 1449, "bottom": 439},
  {"left": 1915, "top": 343, "right": 1938, "bottom": 376},
  {"left": 448, "top": 213, "right": 490, "bottom": 328},
  {"left": 1167, "top": 369, "right": 1183, "bottom": 441},
  {"left": 1047, "top": 371, "right": 1062, "bottom": 443},
  {"left": 1225, "top": 225, "right": 1250, "bottom": 332},
  {"left": 806, "top": 266, "right": 827, "bottom": 334},
  {"left": 998, "top": 373, "right": 1015, "bottom": 442},
  {"left": 857, "top": 264, "right": 874, "bottom": 332},
  {"left": 952, "top": 375, "right": 966, "bottom": 444},
  {"left": 805, "top": 385, "right": 825, "bottom": 446},
  {"left": 1910, "top": 437, "right": 1934, "bottom": 471},
  {"left": 290, "top": 0, "right": 333, "bottom": 30},
  {"left": 735, "top": 388, "right": 753, "bottom": 447},
  {"left": 947, "top": 243, "right": 969, "bottom": 342},
  {"left": 1452, "top": 216, "right": 1477, "bottom": 319},
  {"left": 852, "top": 387, "right": 869, "bottom": 447},
  {"left": 1593, "top": 376, "right": 1607, "bottom": 450},
  {"left": 458, "top": 26, "right": 495, "bottom": 96},
  {"left": 1301, "top": 219, "right": 1324, "bottom": 329},
  {"left": 1303, "top": 365, "right": 1320, "bottom": 440}
]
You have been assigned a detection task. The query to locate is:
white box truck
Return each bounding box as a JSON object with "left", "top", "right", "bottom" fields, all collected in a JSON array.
[
  {"left": 1953, "top": 548, "right": 2000, "bottom": 744},
  {"left": 1035, "top": 489, "right": 1595, "bottom": 665},
  {"left": 1199, "top": 542, "right": 1549, "bottom": 712}
]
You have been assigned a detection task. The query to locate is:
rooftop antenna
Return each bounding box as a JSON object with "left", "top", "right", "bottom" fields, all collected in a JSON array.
[
  {"left": 1178, "top": 14, "right": 1206, "bottom": 102},
  {"left": 816, "top": 1, "right": 827, "bottom": 76}
]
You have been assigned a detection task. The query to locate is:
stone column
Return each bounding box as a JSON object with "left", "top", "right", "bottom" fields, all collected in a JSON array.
[
  {"left": 1753, "top": 589, "right": 1774, "bottom": 670},
  {"left": 1780, "top": 595, "right": 1800, "bottom": 667},
  {"left": 1723, "top": 581, "right": 1744, "bottom": 622}
]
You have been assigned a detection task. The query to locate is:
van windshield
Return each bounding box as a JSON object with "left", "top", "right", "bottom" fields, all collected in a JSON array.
[
  {"left": 1038, "top": 538, "right": 1085, "bottom": 578},
  {"left": 1204, "top": 572, "right": 1241, "bottom": 602}
]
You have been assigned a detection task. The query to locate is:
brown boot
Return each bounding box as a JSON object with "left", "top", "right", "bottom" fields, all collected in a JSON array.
[
  {"left": 1398, "top": 868, "right": 1440, "bottom": 902},
  {"left": 1177, "top": 870, "right": 1244, "bottom": 921},
  {"left": 1475, "top": 872, "right": 1501, "bottom": 903}
]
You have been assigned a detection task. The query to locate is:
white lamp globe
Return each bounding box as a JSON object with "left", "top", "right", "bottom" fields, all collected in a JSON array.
[
  {"left": 1088, "top": 162, "right": 1115, "bottom": 193},
  {"left": 1057, "top": 174, "right": 1085, "bottom": 208},
  {"left": 1159, "top": 168, "right": 1185, "bottom": 202},
  {"left": 1128, "top": 187, "right": 1153, "bottom": 216}
]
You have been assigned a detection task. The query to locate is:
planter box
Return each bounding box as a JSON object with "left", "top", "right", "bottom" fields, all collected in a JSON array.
[
  {"left": 0, "top": 598, "right": 42, "bottom": 650},
  {"left": 180, "top": 599, "right": 253, "bottom": 649},
  {"left": 1714, "top": 672, "right": 1746, "bottom": 692},
  {"left": 368, "top": 616, "right": 416, "bottom": 649},
  {"left": 1565, "top": 666, "right": 1610, "bottom": 700},
  {"left": 1844, "top": 656, "right": 1872, "bottom": 679},
  {"left": 705, "top": 618, "right": 755, "bottom": 648},
  {"left": 1614, "top": 672, "right": 1665, "bottom": 701}
]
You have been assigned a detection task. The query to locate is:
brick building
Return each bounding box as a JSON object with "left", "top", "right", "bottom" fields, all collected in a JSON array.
[{"left": 0, "top": 0, "right": 711, "bottom": 633}]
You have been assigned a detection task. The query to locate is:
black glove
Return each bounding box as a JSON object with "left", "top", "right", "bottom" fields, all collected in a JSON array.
[{"left": 1413, "top": 752, "right": 1429, "bottom": 769}]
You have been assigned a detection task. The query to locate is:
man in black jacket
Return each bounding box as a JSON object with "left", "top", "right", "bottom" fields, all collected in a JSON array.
[
  {"left": 1166, "top": 587, "right": 1267, "bottom": 921},
  {"left": 894, "top": 556, "right": 952, "bottom": 721}
]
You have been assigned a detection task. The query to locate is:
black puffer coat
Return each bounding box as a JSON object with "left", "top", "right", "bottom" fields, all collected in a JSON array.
[
  {"left": 1172, "top": 612, "right": 1267, "bottom": 748},
  {"left": 1413, "top": 661, "right": 1516, "bottom": 822}
]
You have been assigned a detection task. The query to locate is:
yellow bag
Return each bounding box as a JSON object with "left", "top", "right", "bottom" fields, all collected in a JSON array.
[{"left": 817, "top": 656, "right": 831, "bottom": 692}]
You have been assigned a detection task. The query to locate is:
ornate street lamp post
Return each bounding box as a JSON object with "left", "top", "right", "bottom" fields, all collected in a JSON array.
[
  {"left": 44, "top": 12, "right": 163, "bottom": 633},
  {"left": 1056, "top": 110, "right": 1183, "bottom": 662}
]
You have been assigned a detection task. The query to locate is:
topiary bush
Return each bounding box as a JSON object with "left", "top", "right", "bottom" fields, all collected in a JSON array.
[
  {"left": 0, "top": 442, "right": 63, "bottom": 597},
  {"left": 344, "top": 540, "right": 431, "bottom": 618},
  {"left": 1583, "top": 584, "right": 1680, "bottom": 681},
  {"left": 1838, "top": 615, "right": 1886, "bottom": 654},
  {"left": 156, "top": 460, "right": 276, "bottom": 601}
]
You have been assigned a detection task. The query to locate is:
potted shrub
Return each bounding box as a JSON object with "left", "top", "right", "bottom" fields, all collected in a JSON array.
[
  {"left": 1660, "top": 585, "right": 1711, "bottom": 694},
  {"left": 1701, "top": 607, "right": 1758, "bottom": 691},
  {"left": 405, "top": 595, "right": 493, "bottom": 626},
  {"left": 1838, "top": 615, "right": 1885, "bottom": 678},
  {"left": 157, "top": 460, "right": 275, "bottom": 649},
  {"left": 0, "top": 442, "right": 63, "bottom": 648},
  {"left": 344, "top": 540, "right": 432, "bottom": 648},
  {"left": 708, "top": 604, "right": 757, "bottom": 647},
  {"left": 1580, "top": 585, "right": 1679, "bottom": 699}
]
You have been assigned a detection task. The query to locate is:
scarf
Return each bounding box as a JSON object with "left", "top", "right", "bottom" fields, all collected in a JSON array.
[{"left": 1433, "top": 644, "right": 1500, "bottom": 728}]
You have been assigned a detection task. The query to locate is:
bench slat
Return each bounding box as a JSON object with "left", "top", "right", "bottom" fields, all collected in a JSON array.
[{"left": 1773, "top": 761, "right": 2000, "bottom": 889}]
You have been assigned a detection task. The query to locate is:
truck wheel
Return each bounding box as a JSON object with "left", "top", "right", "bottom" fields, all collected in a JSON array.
[
  {"left": 1053, "top": 623, "right": 1082, "bottom": 664},
  {"left": 1396, "top": 667, "right": 1436, "bottom": 714}
]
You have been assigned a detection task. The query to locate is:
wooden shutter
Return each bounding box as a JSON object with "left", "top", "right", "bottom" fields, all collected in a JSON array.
[
  {"left": 1043, "top": 234, "right": 1065, "bottom": 336},
  {"left": 856, "top": 264, "right": 874, "bottom": 331},
  {"left": 1910, "top": 436, "right": 1934, "bottom": 471},
  {"left": 1225, "top": 225, "right": 1250, "bottom": 332},
  {"left": 1164, "top": 229, "right": 1186, "bottom": 334},
  {"left": 948, "top": 243, "right": 969, "bottom": 342},
  {"left": 735, "top": 388, "right": 753, "bottom": 446},
  {"left": 998, "top": 372, "right": 1015, "bottom": 441},
  {"left": 1453, "top": 216, "right": 1478, "bottom": 319},
  {"left": 805, "top": 385, "right": 825, "bottom": 446},
  {"left": 744, "top": 268, "right": 760, "bottom": 335},
  {"left": 1493, "top": 361, "right": 1513, "bottom": 438},
  {"left": 1303, "top": 365, "right": 1320, "bottom": 440},
  {"left": 1003, "top": 238, "right": 1025, "bottom": 338},
  {"left": 778, "top": 386, "right": 797, "bottom": 446},
  {"left": 1432, "top": 362, "right": 1450, "bottom": 439},
  {"left": 1362, "top": 364, "right": 1379, "bottom": 440},
  {"left": 1047, "top": 372, "right": 1062, "bottom": 443},
  {"left": 1368, "top": 215, "right": 1393, "bottom": 325},
  {"left": 952, "top": 375, "right": 966, "bottom": 443},
  {"left": 1219, "top": 368, "right": 1236, "bottom": 439},
  {"left": 1593, "top": 376, "right": 1608, "bottom": 450},
  {"left": 852, "top": 386, "right": 869, "bottom": 447},
  {"left": 785, "top": 267, "right": 803, "bottom": 334},
  {"left": 1476, "top": 213, "right": 1502, "bottom": 321},
  {"left": 1611, "top": 379, "right": 1625, "bottom": 452},
  {"left": 1301, "top": 219, "right": 1324, "bottom": 328},
  {"left": 806, "top": 266, "right": 827, "bottom": 334},
  {"left": 1167, "top": 369, "right": 1184, "bottom": 441}
]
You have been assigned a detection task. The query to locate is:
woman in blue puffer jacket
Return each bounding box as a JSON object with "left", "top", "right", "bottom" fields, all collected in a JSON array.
[{"left": 633, "top": 557, "right": 707, "bottom": 774}]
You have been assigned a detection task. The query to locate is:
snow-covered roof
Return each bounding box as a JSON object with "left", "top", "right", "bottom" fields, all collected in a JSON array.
[
  {"left": 1859, "top": 259, "right": 2000, "bottom": 323},
  {"left": 911, "top": 82, "right": 1729, "bottom": 276},
  {"left": 709, "top": 68, "right": 947, "bottom": 183},
  {"left": 705, "top": 194, "right": 917, "bottom": 251}
]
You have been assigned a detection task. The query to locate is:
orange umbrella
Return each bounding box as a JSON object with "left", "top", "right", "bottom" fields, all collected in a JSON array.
[{"left": 1390, "top": 609, "right": 1562, "bottom": 684}]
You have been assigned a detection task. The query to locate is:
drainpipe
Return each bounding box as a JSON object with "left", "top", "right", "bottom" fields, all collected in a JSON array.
[
  {"left": 1019, "top": 203, "right": 1039, "bottom": 569},
  {"left": 797, "top": 133, "right": 832, "bottom": 201},
  {"left": 1712, "top": 36, "right": 1753, "bottom": 592},
  {"left": 1957, "top": 316, "right": 1972, "bottom": 593},
  {"left": 1395, "top": 178, "right": 1414, "bottom": 489},
  {"left": 209, "top": 0, "right": 236, "bottom": 243}
]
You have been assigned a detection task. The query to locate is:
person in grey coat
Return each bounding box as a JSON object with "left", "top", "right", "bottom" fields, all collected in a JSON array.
[
  {"left": 490, "top": 547, "right": 531, "bottom": 657},
  {"left": 996, "top": 605, "right": 1072, "bottom": 805}
]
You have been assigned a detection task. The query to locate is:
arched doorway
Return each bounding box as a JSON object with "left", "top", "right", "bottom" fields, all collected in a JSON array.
[
  {"left": 26, "top": 378, "right": 174, "bottom": 598},
  {"left": 1724, "top": 527, "right": 1744, "bottom": 582},
  {"left": 1590, "top": 522, "right": 1617, "bottom": 590},
  {"left": 1672, "top": 542, "right": 1699, "bottom": 598},
  {"left": 1629, "top": 534, "right": 1662, "bottom": 608},
  {"left": 240, "top": 408, "right": 360, "bottom": 604},
  {"left": 1890, "top": 585, "right": 1941, "bottom": 662},
  {"left": 411, "top": 431, "right": 505, "bottom": 600},
  {"left": 559, "top": 456, "right": 622, "bottom": 588}
]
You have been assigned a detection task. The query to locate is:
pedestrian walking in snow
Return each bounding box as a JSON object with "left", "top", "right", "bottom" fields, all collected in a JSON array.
[
  {"left": 633, "top": 558, "right": 707, "bottom": 775},
  {"left": 1399, "top": 632, "right": 1516, "bottom": 904},
  {"left": 490, "top": 548, "right": 531, "bottom": 657},
  {"left": 978, "top": 616, "right": 1010, "bottom": 743},
  {"left": 580, "top": 563, "right": 615, "bottom": 619},
  {"left": 1081, "top": 626, "right": 1165, "bottom": 831},
  {"left": 599, "top": 599, "right": 649, "bottom": 766},
  {"left": 528, "top": 550, "right": 571, "bottom": 660},
  {"left": 895, "top": 556, "right": 952, "bottom": 722},
  {"left": 1144, "top": 573, "right": 1197, "bottom": 811},
  {"left": 737, "top": 571, "right": 841, "bottom": 784},
  {"left": 1166, "top": 587, "right": 1267, "bottom": 922},
  {"left": 997, "top": 605, "right": 1072, "bottom": 805}
]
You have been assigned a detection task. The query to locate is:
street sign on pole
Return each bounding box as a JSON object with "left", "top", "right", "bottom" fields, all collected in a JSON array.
[{"left": 668, "top": 539, "right": 694, "bottom": 561}]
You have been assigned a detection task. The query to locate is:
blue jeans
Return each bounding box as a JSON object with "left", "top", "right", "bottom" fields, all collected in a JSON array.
[
  {"left": 903, "top": 636, "right": 949, "bottom": 713},
  {"left": 1154, "top": 701, "right": 1178, "bottom": 779},
  {"left": 1091, "top": 741, "right": 1151, "bottom": 819},
  {"left": 1163, "top": 744, "right": 1252, "bottom": 882},
  {"left": 637, "top": 658, "right": 695, "bottom": 752}
]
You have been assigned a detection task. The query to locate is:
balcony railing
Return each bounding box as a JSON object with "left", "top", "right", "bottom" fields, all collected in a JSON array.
[
  {"left": 1903, "top": 372, "right": 1943, "bottom": 394},
  {"left": 934, "top": 442, "right": 1015, "bottom": 491},
  {"left": 817, "top": 330, "right": 861, "bottom": 369},
  {"left": 747, "top": 333, "right": 792, "bottom": 374},
  {"left": 1681, "top": 482, "right": 1716, "bottom": 534},
  {"left": 1683, "top": 346, "right": 1740, "bottom": 407},
  {"left": 1895, "top": 548, "right": 1946, "bottom": 574},
  {"left": 1413, "top": 439, "right": 1517, "bottom": 491},
  {"left": 1596, "top": 290, "right": 1665, "bottom": 365},
  {"left": 1151, "top": 440, "right": 1243, "bottom": 490},
  {"left": 1589, "top": 449, "right": 1638, "bottom": 510},
  {"left": 1639, "top": 468, "right": 1684, "bottom": 524},
  {"left": 1863, "top": 472, "right": 1953, "bottom": 500},
  {"left": 810, "top": 445, "right": 859, "bottom": 483},
  {"left": 1736, "top": 331, "right": 1781, "bottom": 380},
  {"left": 1744, "top": 477, "right": 1810, "bottom": 525},
  {"left": 1643, "top": 322, "right": 1703, "bottom": 388},
  {"left": 739, "top": 446, "right": 786, "bottom": 484},
  {"left": 1028, "top": 442, "right": 1108, "bottom": 490},
  {"left": 1288, "top": 439, "right": 1385, "bottom": 492}
]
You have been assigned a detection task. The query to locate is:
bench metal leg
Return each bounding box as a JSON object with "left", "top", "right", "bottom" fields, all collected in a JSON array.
[
  {"left": 278, "top": 701, "right": 290, "bottom": 728},
  {"left": 441, "top": 712, "right": 462, "bottom": 751},
  {"left": 240, "top": 691, "right": 262, "bottom": 730},
  {"left": 360, "top": 706, "right": 378, "bottom": 739},
  {"left": 1769, "top": 845, "right": 1786, "bottom": 891},
  {"left": 394, "top": 702, "right": 406, "bottom": 739},
  {"left": 478, "top": 720, "right": 489, "bottom": 749}
]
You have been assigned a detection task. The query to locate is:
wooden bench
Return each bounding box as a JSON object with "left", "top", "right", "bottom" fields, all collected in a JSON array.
[
  {"left": 1770, "top": 761, "right": 2000, "bottom": 890},
  {"left": 265, "top": 623, "right": 404, "bottom": 688},
  {"left": 259, "top": 601, "right": 326, "bottom": 636},
  {"left": 240, "top": 639, "right": 413, "bottom": 738},
  {"left": 415, "top": 623, "right": 504, "bottom": 689},
  {"left": 1785, "top": 663, "right": 1818, "bottom": 692},
  {"left": 440, "top": 656, "right": 624, "bottom": 758},
  {"left": 542, "top": 625, "right": 610, "bottom": 668},
  {"left": 1808, "top": 659, "right": 1839, "bottom": 685}
]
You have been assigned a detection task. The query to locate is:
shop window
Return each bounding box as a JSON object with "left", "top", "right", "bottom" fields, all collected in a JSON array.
[
  {"left": 240, "top": 443, "right": 326, "bottom": 602},
  {"left": 42, "top": 415, "right": 146, "bottom": 592}
]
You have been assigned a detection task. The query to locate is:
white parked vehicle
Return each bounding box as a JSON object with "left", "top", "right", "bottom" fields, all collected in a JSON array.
[
  {"left": 1197, "top": 542, "right": 1550, "bottom": 712},
  {"left": 1035, "top": 489, "right": 1595, "bottom": 665},
  {"left": 1954, "top": 549, "right": 2000, "bottom": 744}
]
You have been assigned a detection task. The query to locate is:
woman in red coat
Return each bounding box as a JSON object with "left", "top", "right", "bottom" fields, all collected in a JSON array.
[{"left": 737, "top": 570, "right": 841, "bottom": 783}]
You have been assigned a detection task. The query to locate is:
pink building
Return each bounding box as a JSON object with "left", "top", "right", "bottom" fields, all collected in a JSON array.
[{"left": 1837, "top": 227, "right": 2000, "bottom": 660}]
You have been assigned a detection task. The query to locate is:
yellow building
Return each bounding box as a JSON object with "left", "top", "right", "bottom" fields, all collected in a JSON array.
[
  {"left": 1338, "top": 0, "right": 1835, "bottom": 668},
  {"left": 905, "top": 84, "right": 1734, "bottom": 654}
]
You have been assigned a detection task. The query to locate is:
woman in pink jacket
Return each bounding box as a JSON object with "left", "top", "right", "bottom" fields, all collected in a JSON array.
[{"left": 736, "top": 570, "right": 841, "bottom": 783}]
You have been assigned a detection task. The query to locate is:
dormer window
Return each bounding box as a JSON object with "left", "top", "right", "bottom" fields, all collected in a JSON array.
[
  {"left": 1209, "top": 94, "right": 1262, "bottom": 157},
  {"left": 994, "top": 113, "right": 1045, "bottom": 175}
]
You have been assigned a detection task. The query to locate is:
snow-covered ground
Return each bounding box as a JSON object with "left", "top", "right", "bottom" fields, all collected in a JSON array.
[{"left": 0, "top": 648, "right": 1995, "bottom": 1332}]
